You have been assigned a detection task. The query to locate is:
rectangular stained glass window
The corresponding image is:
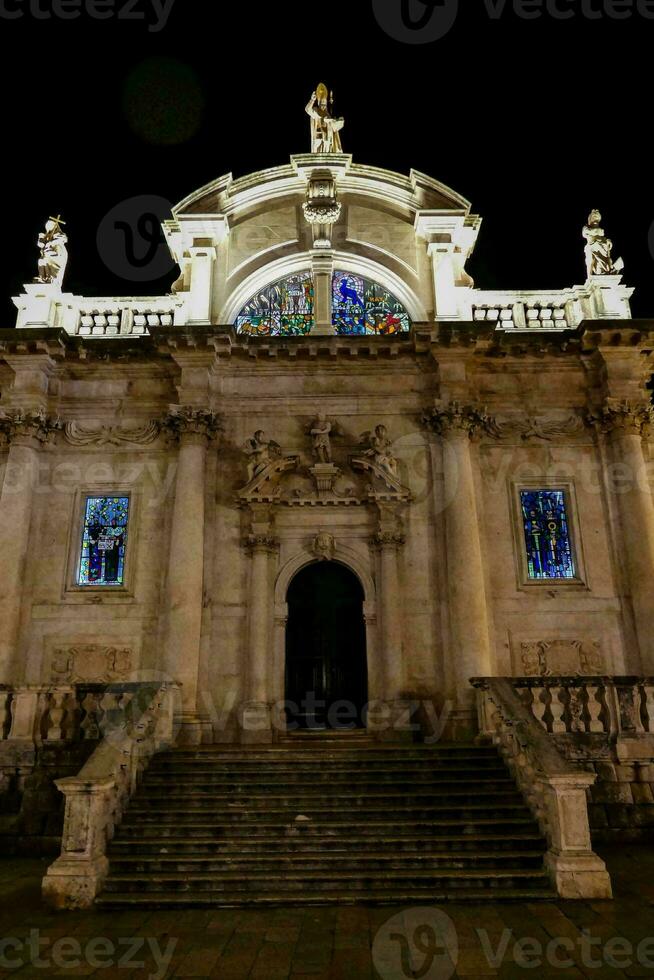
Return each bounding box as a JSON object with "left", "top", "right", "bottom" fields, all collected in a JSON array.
[
  {"left": 78, "top": 496, "right": 130, "bottom": 587},
  {"left": 520, "top": 489, "right": 576, "bottom": 580}
]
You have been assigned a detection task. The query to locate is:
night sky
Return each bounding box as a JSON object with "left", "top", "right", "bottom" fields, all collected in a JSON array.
[{"left": 3, "top": 0, "right": 653, "bottom": 322}]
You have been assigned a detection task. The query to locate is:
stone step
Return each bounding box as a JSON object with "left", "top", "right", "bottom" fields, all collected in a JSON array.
[
  {"left": 124, "top": 798, "right": 529, "bottom": 824},
  {"left": 107, "top": 851, "right": 547, "bottom": 873},
  {"left": 97, "top": 886, "right": 556, "bottom": 909},
  {"left": 115, "top": 817, "right": 540, "bottom": 839},
  {"left": 142, "top": 774, "right": 515, "bottom": 789},
  {"left": 102, "top": 868, "right": 552, "bottom": 895},
  {"left": 108, "top": 833, "right": 546, "bottom": 855},
  {"left": 130, "top": 790, "right": 524, "bottom": 807}
]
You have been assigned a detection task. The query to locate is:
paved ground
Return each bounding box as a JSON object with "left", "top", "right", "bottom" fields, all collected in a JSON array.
[{"left": 0, "top": 847, "right": 653, "bottom": 978}]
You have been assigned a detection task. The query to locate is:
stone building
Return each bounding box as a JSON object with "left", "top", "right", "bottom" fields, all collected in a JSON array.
[{"left": 1, "top": 92, "right": 653, "bottom": 907}]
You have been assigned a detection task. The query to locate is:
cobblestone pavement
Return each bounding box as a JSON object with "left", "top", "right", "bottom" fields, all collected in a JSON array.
[{"left": 0, "top": 846, "right": 653, "bottom": 978}]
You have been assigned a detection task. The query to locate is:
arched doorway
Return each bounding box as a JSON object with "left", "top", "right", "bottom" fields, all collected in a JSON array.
[{"left": 285, "top": 562, "right": 368, "bottom": 730}]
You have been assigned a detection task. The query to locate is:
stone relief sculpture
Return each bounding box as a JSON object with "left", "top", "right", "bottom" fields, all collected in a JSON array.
[
  {"left": 520, "top": 639, "right": 604, "bottom": 677},
  {"left": 360, "top": 425, "right": 399, "bottom": 478},
  {"left": 243, "top": 430, "right": 282, "bottom": 483},
  {"left": 583, "top": 210, "right": 624, "bottom": 278},
  {"left": 64, "top": 421, "right": 160, "bottom": 448},
  {"left": 313, "top": 531, "right": 336, "bottom": 561},
  {"left": 35, "top": 216, "right": 68, "bottom": 288},
  {"left": 309, "top": 413, "right": 334, "bottom": 463},
  {"left": 306, "top": 84, "right": 344, "bottom": 153},
  {"left": 50, "top": 646, "right": 133, "bottom": 684}
]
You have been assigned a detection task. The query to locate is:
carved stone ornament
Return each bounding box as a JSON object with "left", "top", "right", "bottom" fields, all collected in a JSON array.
[
  {"left": 35, "top": 215, "right": 68, "bottom": 288},
  {"left": 0, "top": 410, "right": 63, "bottom": 445},
  {"left": 303, "top": 169, "right": 342, "bottom": 229},
  {"left": 50, "top": 645, "right": 133, "bottom": 684},
  {"left": 583, "top": 209, "right": 624, "bottom": 278},
  {"left": 239, "top": 430, "right": 301, "bottom": 504},
  {"left": 423, "top": 401, "right": 499, "bottom": 440},
  {"left": 586, "top": 400, "right": 654, "bottom": 437},
  {"left": 351, "top": 424, "right": 411, "bottom": 501},
  {"left": 313, "top": 531, "right": 336, "bottom": 561},
  {"left": 495, "top": 413, "right": 585, "bottom": 442},
  {"left": 64, "top": 421, "right": 160, "bottom": 448},
  {"left": 163, "top": 407, "right": 223, "bottom": 440},
  {"left": 520, "top": 639, "right": 605, "bottom": 677}
]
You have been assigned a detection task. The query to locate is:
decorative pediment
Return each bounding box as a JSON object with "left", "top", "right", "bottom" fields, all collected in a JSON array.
[
  {"left": 350, "top": 455, "right": 411, "bottom": 501},
  {"left": 238, "top": 455, "right": 301, "bottom": 504}
]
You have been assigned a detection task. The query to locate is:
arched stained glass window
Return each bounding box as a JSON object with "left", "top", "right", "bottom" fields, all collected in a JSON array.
[
  {"left": 235, "top": 272, "right": 315, "bottom": 337},
  {"left": 235, "top": 270, "right": 411, "bottom": 337},
  {"left": 332, "top": 271, "right": 411, "bottom": 335}
]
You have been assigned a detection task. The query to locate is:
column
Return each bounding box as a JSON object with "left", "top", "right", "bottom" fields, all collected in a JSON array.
[
  {"left": 428, "top": 243, "right": 459, "bottom": 320},
  {"left": 311, "top": 250, "right": 336, "bottom": 336},
  {"left": 242, "top": 518, "right": 277, "bottom": 744},
  {"left": 373, "top": 506, "right": 413, "bottom": 741},
  {"left": 426, "top": 404, "right": 493, "bottom": 736},
  {"left": 163, "top": 408, "right": 221, "bottom": 744},
  {"left": 0, "top": 413, "right": 58, "bottom": 684},
  {"left": 188, "top": 243, "right": 217, "bottom": 325},
  {"left": 600, "top": 404, "right": 654, "bottom": 672}
]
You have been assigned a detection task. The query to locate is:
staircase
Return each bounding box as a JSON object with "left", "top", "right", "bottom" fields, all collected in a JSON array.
[{"left": 97, "top": 735, "right": 555, "bottom": 907}]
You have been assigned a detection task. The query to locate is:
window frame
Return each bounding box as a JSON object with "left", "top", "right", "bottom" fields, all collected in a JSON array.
[
  {"left": 64, "top": 487, "right": 139, "bottom": 598},
  {"left": 509, "top": 479, "right": 587, "bottom": 591}
]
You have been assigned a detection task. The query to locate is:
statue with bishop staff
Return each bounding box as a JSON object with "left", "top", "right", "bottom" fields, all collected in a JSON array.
[{"left": 306, "top": 84, "right": 345, "bottom": 154}]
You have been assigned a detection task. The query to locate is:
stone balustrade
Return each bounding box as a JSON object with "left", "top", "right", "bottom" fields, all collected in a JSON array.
[
  {"left": 511, "top": 676, "right": 654, "bottom": 737},
  {"left": 75, "top": 299, "right": 186, "bottom": 336},
  {"left": 42, "top": 682, "right": 179, "bottom": 910},
  {"left": 0, "top": 683, "right": 173, "bottom": 745},
  {"left": 471, "top": 676, "right": 613, "bottom": 899}
]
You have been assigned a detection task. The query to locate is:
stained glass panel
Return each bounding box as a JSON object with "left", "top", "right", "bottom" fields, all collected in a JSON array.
[
  {"left": 78, "top": 496, "right": 130, "bottom": 587},
  {"left": 234, "top": 271, "right": 411, "bottom": 336},
  {"left": 235, "top": 272, "right": 314, "bottom": 337},
  {"left": 520, "top": 489, "right": 576, "bottom": 580},
  {"left": 332, "top": 271, "right": 411, "bottom": 335}
]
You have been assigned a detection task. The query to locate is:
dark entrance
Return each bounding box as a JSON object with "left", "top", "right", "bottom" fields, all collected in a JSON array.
[{"left": 285, "top": 562, "right": 368, "bottom": 730}]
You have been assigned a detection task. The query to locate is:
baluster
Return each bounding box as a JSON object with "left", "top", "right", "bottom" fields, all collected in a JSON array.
[
  {"left": 643, "top": 685, "right": 654, "bottom": 733},
  {"left": 567, "top": 686, "right": 586, "bottom": 734},
  {"left": 45, "top": 690, "right": 68, "bottom": 742},
  {"left": 587, "top": 683, "right": 606, "bottom": 733},
  {"left": 550, "top": 685, "right": 567, "bottom": 734},
  {"left": 616, "top": 682, "right": 645, "bottom": 734},
  {"left": 99, "top": 692, "right": 123, "bottom": 735},
  {"left": 80, "top": 692, "right": 102, "bottom": 740},
  {"left": 0, "top": 691, "right": 11, "bottom": 740},
  {"left": 531, "top": 685, "right": 548, "bottom": 731}
]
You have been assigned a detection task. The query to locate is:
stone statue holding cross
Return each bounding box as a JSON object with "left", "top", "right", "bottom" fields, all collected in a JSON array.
[{"left": 35, "top": 215, "right": 68, "bottom": 289}]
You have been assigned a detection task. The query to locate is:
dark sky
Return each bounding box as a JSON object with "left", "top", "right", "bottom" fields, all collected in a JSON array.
[{"left": 2, "top": 0, "right": 653, "bottom": 322}]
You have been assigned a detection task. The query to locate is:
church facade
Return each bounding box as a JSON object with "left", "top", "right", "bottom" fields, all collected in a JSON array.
[{"left": 2, "top": 97, "right": 653, "bottom": 752}]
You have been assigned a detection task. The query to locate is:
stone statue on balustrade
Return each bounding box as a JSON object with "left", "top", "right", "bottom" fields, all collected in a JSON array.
[
  {"left": 360, "top": 424, "right": 399, "bottom": 479},
  {"left": 35, "top": 215, "right": 68, "bottom": 288},
  {"left": 306, "top": 84, "right": 344, "bottom": 154},
  {"left": 583, "top": 210, "right": 624, "bottom": 278}
]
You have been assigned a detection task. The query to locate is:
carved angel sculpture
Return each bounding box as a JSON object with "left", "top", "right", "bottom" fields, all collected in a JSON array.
[
  {"left": 360, "top": 424, "right": 399, "bottom": 478},
  {"left": 583, "top": 210, "right": 624, "bottom": 278},
  {"left": 309, "top": 413, "right": 334, "bottom": 463},
  {"left": 243, "top": 431, "right": 282, "bottom": 483}
]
